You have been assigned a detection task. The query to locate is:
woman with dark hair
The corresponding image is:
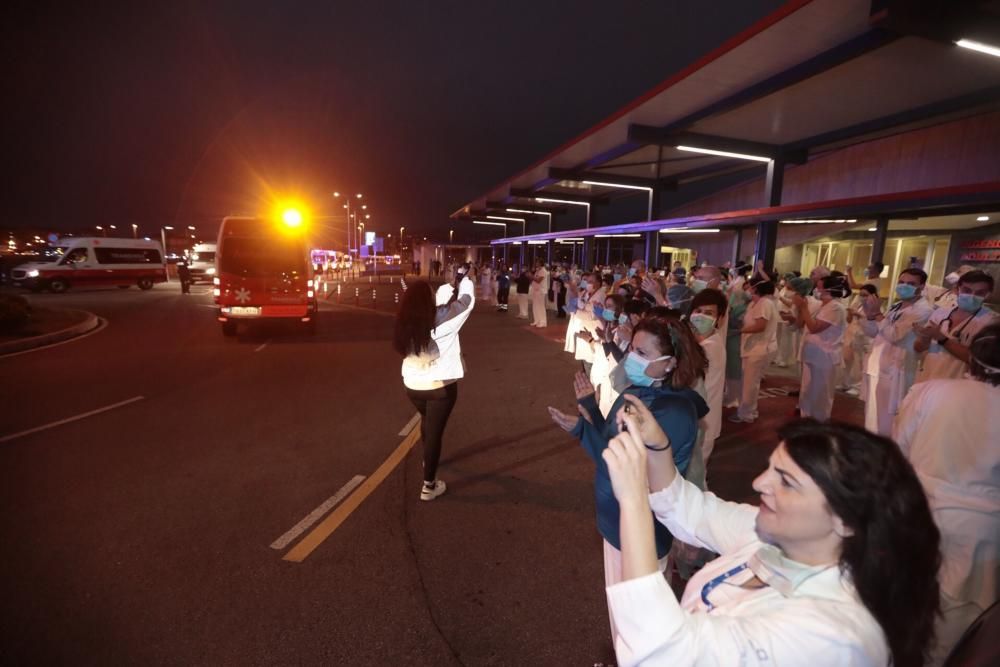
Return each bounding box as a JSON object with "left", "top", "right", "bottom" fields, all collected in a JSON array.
[
  {"left": 603, "top": 404, "right": 940, "bottom": 667},
  {"left": 393, "top": 273, "right": 475, "bottom": 501},
  {"left": 547, "top": 315, "right": 709, "bottom": 644}
]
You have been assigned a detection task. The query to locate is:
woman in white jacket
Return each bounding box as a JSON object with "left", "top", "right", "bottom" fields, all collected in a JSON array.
[
  {"left": 602, "top": 397, "right": 940, "bottom": 667},
  {"left": 394, "top": 272, "right": 475, "bottom": 501}
]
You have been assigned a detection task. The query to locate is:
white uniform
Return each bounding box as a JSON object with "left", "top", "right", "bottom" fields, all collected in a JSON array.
[
  {"left": 606, "top": 474, "right": 888, "bottom": 667},
  {"left": 915, "top": 306, "right": 999, "bottom": 383},
  {"left": 839, "top": 294, "right": 869, "bottom": 392},
  {"left": 698, "top": 330, "right": 726, "bottom": 463},
  {"left": 738, "top": 297, "right": 779, "bottom": 421},
  {"left": 529, "top": 266, "right": 548, "bottom": 327},
  {"left": 894, "top": 379, "right": 1000, "bottom": 665},
  {"left": 775, "top": 286, "right": 797, "bottom": 367},
  {"left": 860, "top": 298, "right": 933, "bottom": 436},
  {"left": 800, "top": 299, "right": 846, "bottom": 422}
]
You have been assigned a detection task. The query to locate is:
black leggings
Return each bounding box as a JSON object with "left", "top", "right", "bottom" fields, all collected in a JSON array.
[
  {"left": 405, "top": 382, "right": 459, "bottom": 482},
  {"left": 497, "top": 284, "right": 510, "bottom": 304}
]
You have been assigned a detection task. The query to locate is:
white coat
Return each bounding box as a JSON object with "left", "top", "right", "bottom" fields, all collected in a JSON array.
[
  {"left": 606, "top": 474, "right": 888, "bottom": 666},
  {"left": 860, "top": 297, "right": 932, "bottom": 435}
]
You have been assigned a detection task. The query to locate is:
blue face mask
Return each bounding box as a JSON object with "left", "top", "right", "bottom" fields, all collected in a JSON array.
[
  {"left": 627, "top": 268, "right": 637, "bottom": 278},
  {"left": 691, "top": 279, "right": 708, "bottom": 294},
  {"left": 622, "top": 351, "right": 670, "bottom": 387},
  {"left": 613, "top": 273, "right": 622, "bottom": 283},
  {"left": 957, "top": 293, "right": 985, "bottom": 313},
  {"left": 602, "top": 309, "right": 617, "bottom": 322},
  {"left": 895, "top": 283, "right": 918, "bottom": 300}
]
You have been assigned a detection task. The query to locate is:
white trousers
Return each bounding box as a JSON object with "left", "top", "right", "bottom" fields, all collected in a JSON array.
[
  {"left": 516, "top": 293, "right": 530, "bottom": 318},
  {"left": 529, "top": 290, "right": 547, "bottom": 326},
  {"left": 776, "top": 323, "right": 796, "bottom": 366},
  {"left": 863, "top": 372, "right": 899, "bottom": 437},
  {"left": 738, "top": 353, "right": 773, "bottom": 421},
  {"left": 800, "top": 360, "right": 836, "bottom": 422}
]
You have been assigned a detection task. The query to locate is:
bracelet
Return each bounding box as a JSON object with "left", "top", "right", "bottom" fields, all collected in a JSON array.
[{"left": 645, "top": 443, "right": 671, "bottom": 451}]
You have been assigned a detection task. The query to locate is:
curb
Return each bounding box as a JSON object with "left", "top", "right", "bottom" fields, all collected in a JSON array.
[{"left": 0, "top": 309, "right": 100, "bottom": 356}]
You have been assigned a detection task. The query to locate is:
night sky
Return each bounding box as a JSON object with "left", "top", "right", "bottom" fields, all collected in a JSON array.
[{"left": 3, "top": 0, "right": 785, "bottom": 243}]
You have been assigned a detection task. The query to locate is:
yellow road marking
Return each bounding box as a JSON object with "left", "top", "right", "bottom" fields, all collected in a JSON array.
[{"left": 283, "top": 422, "right": 421, "bottom": 562}]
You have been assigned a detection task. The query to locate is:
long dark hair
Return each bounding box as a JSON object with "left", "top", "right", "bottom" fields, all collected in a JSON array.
[
  {"left": 632, "top": 315, "right": 707, "bottom": 389},
  {"left": 393, "top": 280, "right": 436, "bottom": 357},
  {"left": 779, "top": 419, "right": 940, "bottom": 667}
]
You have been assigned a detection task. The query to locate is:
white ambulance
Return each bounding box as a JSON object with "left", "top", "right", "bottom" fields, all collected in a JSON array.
[
  {"left": 187, "top": 242, "right": 217, "bottom": 283},
  {"left": 10, "top": 237, "right": 167, "bottom": 293}
]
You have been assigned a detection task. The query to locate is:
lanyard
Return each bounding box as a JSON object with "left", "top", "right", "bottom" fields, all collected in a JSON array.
[
  {"left": 945, "top": 306, "right": 981, "bottom": 341},
  {"left": 887, "top": 302, "right": 904, "bottom": 324},
  {"left": 701, "top": 562, "right": 750, "bottom": 611}
]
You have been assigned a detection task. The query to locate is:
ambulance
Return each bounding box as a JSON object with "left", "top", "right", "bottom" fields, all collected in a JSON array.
[
  {"left": 213, "top": 215, "right": 318, "bottom": 336},
  {"left": 10, "top": 237, "right": 166, "bottom": 293},
  {"left": 187, "top": 242, "right": 217, "bottom": 283}
]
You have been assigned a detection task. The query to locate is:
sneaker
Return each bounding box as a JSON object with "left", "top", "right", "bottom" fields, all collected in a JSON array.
[
  {"left": 845, "top": 387, "right": 860, "bottom": 397},
  {"left": 420, "top": 480, "right": 446, "bottom": 501},
  {"left": 728, "top": 414, "right": 754, "bottom": 424}
]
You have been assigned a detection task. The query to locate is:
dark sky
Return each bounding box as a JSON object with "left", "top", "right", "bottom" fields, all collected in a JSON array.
[{"left": 3, "top": 0, "right": 785, "bottom": 243}]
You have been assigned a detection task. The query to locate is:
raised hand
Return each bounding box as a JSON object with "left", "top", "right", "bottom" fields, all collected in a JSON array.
[
  {"left": 547, "top": 406, "right": 580, "bottom": 432},
  {"left": 574, "top": 371, "right": 596, "bottom": 400},
  {"left": 614, "top": 394, "right": 669, "bottom": 449},
  {"left": 602, "top": 428, "right": 649, "bottom": 506}
]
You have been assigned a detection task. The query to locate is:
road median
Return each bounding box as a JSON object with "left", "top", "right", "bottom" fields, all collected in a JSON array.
[{"left": 0, "top": 307, "right": 100, "bottom": 356}]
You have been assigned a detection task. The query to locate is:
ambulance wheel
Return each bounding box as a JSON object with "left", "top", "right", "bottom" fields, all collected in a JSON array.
[
  {"left": 137, "top": 277, "right": 154, "bottom": 290},
  {"left": 48, "top": 278, "right": 69, "bottom": 293},
  {"left": 221, "top": 321, "right": 238, "bottom": 337}
]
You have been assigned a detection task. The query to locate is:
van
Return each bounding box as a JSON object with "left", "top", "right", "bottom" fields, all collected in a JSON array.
[
  {"left": 214, "top": 216, "right": 317, "bottom": 336},
  {"left": 10, "top": 237, "right": 166, "bottom": 293},
  {"left": 187, "top": 242, "right": 217, "bottom": 283}
]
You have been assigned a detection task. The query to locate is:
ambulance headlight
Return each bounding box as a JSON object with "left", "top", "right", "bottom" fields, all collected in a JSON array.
[
  {"left": 207, "top": 267, "right": 216, "bottom": 275},
  {"left": 27, "top": 269, "right": 39, "bottom": 278}
]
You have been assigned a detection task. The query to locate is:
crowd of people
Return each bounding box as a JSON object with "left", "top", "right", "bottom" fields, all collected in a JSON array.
[{"left": 395, "top": 255, "right": 999, "bottom": 666}]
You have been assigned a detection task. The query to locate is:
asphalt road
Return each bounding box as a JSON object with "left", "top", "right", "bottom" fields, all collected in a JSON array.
[{"left": 0, "top": 281, "right": 615, "bottom": 666}]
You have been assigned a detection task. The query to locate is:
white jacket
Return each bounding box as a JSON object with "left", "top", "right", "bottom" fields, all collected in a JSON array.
[
  {"left": 606, "top": 475, "right": 888, "bottom": 666},
  {"left": 401, "top": 277, "right": 475, "bottom": 390}
]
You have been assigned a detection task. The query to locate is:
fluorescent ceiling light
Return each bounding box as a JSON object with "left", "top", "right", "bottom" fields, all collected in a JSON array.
[
  {"left": 527, "top": 240, "right": 547, "bottom": 245},
  {"left": 977, "top": 215, "right": 990, "bottom": 221},
  {"left": 472, "top": 220, "right": 507, "bottom": 227},
  {"left": 536, "top": 197, "right": 591, "bottom": 207},
  {"left": 779, "top": 219, "right": 857, "bottom": 224},
  {"left": 486, "top": 215, "right": 525, "bottom": 222},
  {"left": 658, "top": 228, "right": 721, "bottom": 233},
  {"left": 507, "top": 208, "right": 552, "bottom": 217},
  {"left": 555, "top": 238, "right": 584, "bottom": 242},
  {"left": 594, "top": 233, "right": 642, "bottom": 238},
  {"left": 867, "top": 227, "right": 877, "bottom": 232},
  {"left": 956, "top": 39, "right": 1000, "bottom": 59},
  {"left": 582, "top": 180, "right": 652, "bottom": 192},
  {"left": 676, "top": 145, "right": 771, "bottom": 163}
]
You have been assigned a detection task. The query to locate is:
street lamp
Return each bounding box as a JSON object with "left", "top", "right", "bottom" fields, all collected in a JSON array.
[
  {"left": 334, "top": 191, "right": 364, "bottom": 256},
  {"left": 449, "top": 229, "right": 454, "bottom": 244},
  {"left": 131, "top": 223, "right": 138, "bottom": 238},
  {"left": 95, "top": 225, "right": 106, "bottom": 237}
]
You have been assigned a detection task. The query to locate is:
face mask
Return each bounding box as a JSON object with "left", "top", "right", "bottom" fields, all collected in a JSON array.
[
  {"left": 601, "top": 309, "right": 617, "bottom": 322},
  {"left": 622, "top": 351, "right": 671, "bottom": 387},
  {"left": 957, "top": 293, "right": 984, "bottom": 313},
  {"left": 895, "top": 283, "right": 918, "bottom": 300},
  {"left": 689, "top": 313, "right": 716, "bottom": 336},
  {"left": 813, "top": 288, "right": 823, "bottom": 299},
  {"left": 627, "top": 268, "right": 637, "bottom": 278},
  {"left": 613, "top": 273, "right": 622, "bottom": 283},
  {"left": 944, "top": 271, "right": 960, "bottom": 286},
  {"left": 618, "top": 314, "right": 628, "bottom": 326},
  {"left": 691, "top": 279, "right": 708, "bottom": 294},
  {"left": 593, "top": 304, "right": 604, "bottom": 319}
]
